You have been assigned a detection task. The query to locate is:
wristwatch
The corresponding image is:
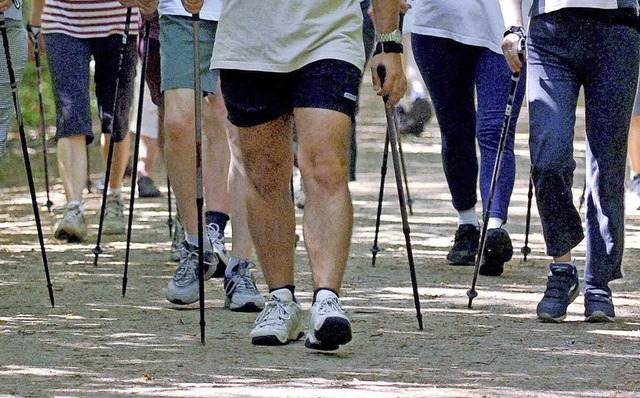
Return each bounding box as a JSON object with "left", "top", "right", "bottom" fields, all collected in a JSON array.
[{"left": 375, "top": 29, "right": 402, "bottom": 43}]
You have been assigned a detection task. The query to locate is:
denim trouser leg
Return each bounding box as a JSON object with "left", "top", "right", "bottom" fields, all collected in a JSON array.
[
  {"left": 527, "top": 11, "right": 640, "bottom": 287},
  {"left": 412, "top": 35, "right": 523, "bottom": 220}
]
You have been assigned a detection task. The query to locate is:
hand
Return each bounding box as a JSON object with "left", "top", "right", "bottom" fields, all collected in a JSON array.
[
  {"left": 181, "top": 0, "right": 203, "bottom": 15},
  {"left": 137, "top": 0, "right": 158, "bottom": 19},
  {"left": 502, "top": 34, "right": 525, "bottom": 73},
  {"left": 370, "top": 52, "right": 407, "bottom": 107},
  {"left": 117, "top": 0, "right": 138, "bottom": 7}
]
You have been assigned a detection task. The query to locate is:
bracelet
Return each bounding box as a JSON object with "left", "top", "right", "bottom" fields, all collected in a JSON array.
[
  {"left": 373, "top": 41, "right": 404, "bottom": 56},
  {"left": 504, "top": 25, "right": 526, "bottom": 40}
]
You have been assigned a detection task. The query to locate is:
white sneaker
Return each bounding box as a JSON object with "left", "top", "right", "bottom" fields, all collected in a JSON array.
[
  {"left": 293, "top": 165, "right": 305, "bottom": 209},
  {"left": 103, "top": 192, "right": 125, "bottom": 235},
  {"left": 53, "top": 202, "right": 87, "bottom": 242},
  {"left": 224, "top": 257, "right": 265, "bottom": 312},
  {"left": 305, "top": 289, "right": 352, "bottom": 351},
  {"left": 204, "top": 223, "right": 228, "bottom": 278},
  {"left": 169, "top": 212, "right": 184, "bottom": 262},
  {"left": 250, "top": 289, "right": 303, "bottom": 346}
]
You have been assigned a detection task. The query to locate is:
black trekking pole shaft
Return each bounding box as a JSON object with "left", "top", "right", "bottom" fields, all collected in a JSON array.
[
  {"left": 578, "top": 178, "right": 586, "bottom": 212},
  {"left": 370, "top": 130, "right": 389, "bottom": 266},
  {"left": 1, "top": 14, "right": 54, "bottom": 307},
  {"left": 394, "top": 118, "right": 414, "bottom": 215},
  {"left": 521, "top": 166, "right": 533, "bottom": 261},
  {"left": 378, "top": 65, "right": 423, "bottom": 330},
  {"left": 192, "top": 13, "right": 206, "bottom": 345},
  {"left": 167, "top": 177, "right": 174, "bottom": 237},
  {"left": 31, "top": 31, "right": 53, "bottom": 211},
  {"left": 93, "top": 8, "right": 132, "bottom": 266},
  {"left": 122, "top": 20, "right": 151, "bottom": 297},
  {"left": 467, "top": 69, "right": 521, "bottom": 309}
]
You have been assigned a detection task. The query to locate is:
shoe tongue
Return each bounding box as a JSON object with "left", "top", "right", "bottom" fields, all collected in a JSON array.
[
  {"left": 269, "top": 288, "right": 292, "bottom": 302},
  {"left": 315, "top": 289, "right": 337, "bottom": 303},
  {"left": 550, "top": 262, "right": 573, "bottom": 274}
]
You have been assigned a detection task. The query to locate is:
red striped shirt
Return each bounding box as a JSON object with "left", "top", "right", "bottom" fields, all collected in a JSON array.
[{"left": 42, "top": 0, "right": 139, "bottom": 38}]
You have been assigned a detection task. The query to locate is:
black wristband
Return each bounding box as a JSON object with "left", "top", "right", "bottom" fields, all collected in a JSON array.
[
  {"left": 504, "top": 26, "right": 526, "bottom": 40},
  {"left": 373, "top": 41, "right": 404, "bottom": 56}
]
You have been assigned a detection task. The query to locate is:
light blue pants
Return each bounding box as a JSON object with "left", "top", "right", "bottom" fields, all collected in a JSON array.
[
  {"left": 527, "top": 9, "right": 640, "bottom": 290},
  {"left": 0, "top": 18, "right": 27, "bottom": 161}
]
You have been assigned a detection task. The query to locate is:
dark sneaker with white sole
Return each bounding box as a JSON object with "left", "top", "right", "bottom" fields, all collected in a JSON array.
[
  {"left": 537, "top": 261, "right": 580, "bottom": 323},
  {"left": 447, "top": 224, "right": 479, "bottom": 265},
  {"left": 305, "top": 290, "right": 352, "bottom": 351},
  {"left": 584, "top": 288, "right": 615, "bottom": 323},
  {"left": 479, "top": 228, "right": 513, "bottom": 276}
]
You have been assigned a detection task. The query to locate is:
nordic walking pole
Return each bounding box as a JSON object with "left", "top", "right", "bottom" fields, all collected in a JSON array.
[
  {"left": 27, "top": 24, "right": 53, "bottom": 211},
  {"left": 394, "top": 120, "right": 414, "bottom": 215},
  {"left": 122, "top": 20, "right": 151, "bottom": 297},
  {"left": 1, "top": 13, "right": 54, "bottom": 307},
  {"left": 378, "top": 65, "right": 423, "bottom": 330},
  {"left": 521, "top": 166, "right": 533, "bottom": 261},
  {"left": 167, "top": 177, "right": 174, "bottom": 237},
  {"left": 578, "top": 178, "right": 586, "bottom": 212},
  {"left": 93, "top": 8, "right": 132, "bottom": 266},
  {"left": 192, "top": 13, "right": 207, "bottom": 344},
  {"left": 370, "top": 129, "right": 390, "bottom": 266},
  {"left": 467, "top": 44, "right": 523, "bottom": 309}
]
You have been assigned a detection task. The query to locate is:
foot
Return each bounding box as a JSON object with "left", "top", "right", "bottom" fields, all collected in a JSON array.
[
  {"left": 447, "top": 224, "right": 479, "bottom": 265},
  {"left": 479, "top": 228, "right": 513, "bottom": 276},
  {"left": 250, "top": 289, "right": 303, "bottom": 346},
  {"left": 165, "top": 240, "right": 217, "bottom": 305},
  {"left": 137, "top": 176, "right": 162, "bottom": 198},
  {"left": 537, "top": 261, "right": 579, "bottom": 323},
  {"left": 305, "top": 290, "right": 352, "bottom": 351},
  {"left": 293, "top": 165, "right": 305, "bottom": 209},
  {"left": 204, "top": 224, "right": 228, "bottom": 278},
  {"left": 584, "top": 288, "right": 615, "bottom": 323},
  {"left": 103, "top": 192, "right": 125, "bottom": 235},
  {"left": 53, "top": 202, "right": 87, "bottom": 242},
  {"left": 627, "top": 174, "right": 640, "bottom": 211},
  {"left": 224, "top": 257, "right": 265, "bottom": 312},
  {"left": 397, "top": 98, "right": 432, "bottom": 136}
]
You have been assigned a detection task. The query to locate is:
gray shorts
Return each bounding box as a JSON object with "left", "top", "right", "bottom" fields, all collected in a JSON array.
[{"left": 159, "top": 15, "right": 219, "bottom": 94}]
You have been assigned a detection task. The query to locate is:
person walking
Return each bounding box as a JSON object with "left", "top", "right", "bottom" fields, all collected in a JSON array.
[{"left": 500, "top": 0, "right": 640, "bottom": 322}]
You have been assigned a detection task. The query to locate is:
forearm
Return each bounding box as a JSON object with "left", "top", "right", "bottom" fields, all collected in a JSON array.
[
  {"left": 30, "top": 0, "right": 45, "bottom": 26},
  {"left": 370, "top": 0, "right": 400, "bottom": 33},
  {"left": 499, "top": 0, "right": 524, "bottom": 28}
]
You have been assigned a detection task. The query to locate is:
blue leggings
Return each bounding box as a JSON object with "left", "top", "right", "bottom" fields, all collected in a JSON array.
[
  {"left": 527, "top": 9, "right": 640, "bottom": 288},
  {"left": 412, "top": 34, "right": 525, "bottom": 221}
]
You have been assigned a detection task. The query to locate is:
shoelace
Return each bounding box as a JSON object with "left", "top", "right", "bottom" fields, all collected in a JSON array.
[
  {"left": 315, "top": 297, "right": 343, "bottom": 315},
  {"left": 173, "top": 246, "right": 199, "bottom": 283},
  {"left": 254, "top": 297, "right": 292, "bottom": 327},
  {"left": 205, "top": 224, "right": 226, "bottom": 253},
  {"left": 224, "top": 263, "right": 258, "bottom": 296}
]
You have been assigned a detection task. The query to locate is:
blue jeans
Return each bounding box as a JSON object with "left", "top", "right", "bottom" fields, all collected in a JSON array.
[
  {"left": 412, "top": 34, "right": 525, "bottom": 221},
  {"left": 527, "top": 9, "right": 640, "bottom": 289}
]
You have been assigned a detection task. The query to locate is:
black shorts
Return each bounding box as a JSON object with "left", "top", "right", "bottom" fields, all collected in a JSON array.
[{"left": 220, "top": 59, "right": 362, "bottom": 128}]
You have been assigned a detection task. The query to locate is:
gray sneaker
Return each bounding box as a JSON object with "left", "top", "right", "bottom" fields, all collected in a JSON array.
[
  {"left": 250, "top": 289, "right": 303, "bottom": 346},
  {"left": 103, "top": 192, "right": 125, "bottom": 235},
  {"left": 305, "top": 289, "right": 352, "bottom": 351},
  {"left": 204, "top": 223, "right": 228, "bottom": 278},
  {"left": 224, "top": 257, "right": 265, "bottom": 312},
  {"left": 166, "top": 240, "right": 216, "bottom": 305},
  {"left": 54, "top": 202, "right": 87, "bottom": 242}
]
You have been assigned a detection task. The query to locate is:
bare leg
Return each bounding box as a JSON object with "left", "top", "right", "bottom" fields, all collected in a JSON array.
[
  {"left": 57, "top": 136, "right": 88, "bottom": 203},
  {"left": 295, "top": 108, "right": 353, "bottom": 291},
  {"left": 203, "top": 92, "right": 230, "bottom": 216},
  {"left": 239, "top": 115, "right": 295, "bottom": 288},
  {"left": 101, "top": 133, "right": 130, "bottom": 190},
  {"left": 629, "top": 115, "right": 640, "bottom": 175}
]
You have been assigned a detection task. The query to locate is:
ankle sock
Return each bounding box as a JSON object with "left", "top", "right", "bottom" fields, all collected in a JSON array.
[
  {"left": 205, "top": 211, "right": 229, "bottom": 236},
  {"left": 185, "top": 233, "right": 199, "bottom": 247},
  {"left": 487, "top": 217, "right": 505, "bottom": 229},
  {"left": 458, "top": 208, "right": 479, "bottom": 227}
]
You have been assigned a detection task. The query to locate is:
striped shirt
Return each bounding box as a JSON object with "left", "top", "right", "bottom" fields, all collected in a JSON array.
[{"left": 42, "top": 0, "right": 139, "bottom": 39}]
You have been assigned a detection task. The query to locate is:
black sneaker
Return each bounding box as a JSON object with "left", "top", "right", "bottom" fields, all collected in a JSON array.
[
  {"left": 137, "top": 176, "right": 162, "bottom": 198},
  {"left": 628, "top": 174, "right": 640, "bottom": 210},
  {"left": 446, "top": 224, "right": 480, "bottom": 265},
  {"left": 479, "top": 228, "right": 513, "bottom": 276},
  {"left": 398, "top": 98, "right": 433, "bottom": 136},
  {"left": 584, "top": 288, "right": 615, "bottom": 323},
  {"left": 536, "top": 262, "right": 579, "bottom": 323}
]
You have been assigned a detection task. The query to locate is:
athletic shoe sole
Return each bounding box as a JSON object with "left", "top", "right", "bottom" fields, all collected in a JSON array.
[
  {"left": 252, "top": 332, "right": 304, "bottom": 346},
  {"left": 305, "top": 317, "right": 352, "bottom": 351},
  {"left": 585, "top": 311, "right": 615, "bottom": 323}
]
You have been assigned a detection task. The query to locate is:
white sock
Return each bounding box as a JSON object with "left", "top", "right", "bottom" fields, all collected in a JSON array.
[
  {"left": 185, "top": 233, "right": 199, "bottom": 247},
  {"left": 107, "top": 186, "right": 122, "bottom": 196},
  {"left": 458, "top": 208, "right": 479, "bottom": 227},
  {"left": 68, "top": 200, "right": 84, "bottom": 213},
  {"left": 487, "top": 217, "right": 505, "bottom": 229}
]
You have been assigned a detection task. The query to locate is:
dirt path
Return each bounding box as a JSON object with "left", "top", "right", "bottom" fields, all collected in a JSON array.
[{"left": 1, "top": 77, "right": 639, "bottom": 397}]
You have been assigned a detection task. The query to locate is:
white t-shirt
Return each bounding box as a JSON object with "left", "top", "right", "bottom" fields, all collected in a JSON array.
[
  {"left": 4, "top": 3, "right": 22, "bottom": 20},
  {"left": 531, "top": 0, "right": 638, "bottom": 15},
  {"left": 211, "top": 0, "right": 364, "bottom": 73},
  {"left": 411, "top": 0, "right": 531, "bottom": 54},
  {"left": 158, "top": 0, "right": 221, "bottom": 21}
]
